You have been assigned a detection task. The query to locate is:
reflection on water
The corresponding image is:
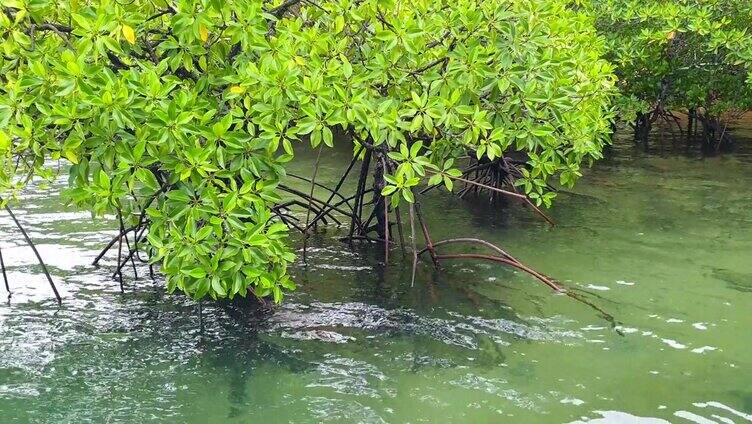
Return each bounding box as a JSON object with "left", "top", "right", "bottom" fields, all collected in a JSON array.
[{"left": 1, "top": 130, "right": 752, "bottom": 423}]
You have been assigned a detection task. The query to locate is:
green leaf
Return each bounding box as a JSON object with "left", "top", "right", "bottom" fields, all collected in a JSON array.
[
  {"left": 401, "top": 188, "right": 415, "bottom": 203},
  {"left": 98, "top": 170, "right": 111, "bottom": 191},
  {"left": 186, "top": 268, "right": 206, "bottom": 279},
  {"left": 381, "top": 185, "right": 398, "bottom": 196},
  {"left": 135, "top": 168, "right": 159, "bottom": 191},
  {"left": 0, "top": 131, "right": 11, "bottom": 152},
  {"left": 322, "top": 126, "right": 333, "bottom": 147},
  {"left": 334, "top": 15, "right": 345, "bottom": 34},
  {"left": 428, "top": 174, "right": 442, "bottom": 186},
  {"left": 211, "top": 277, "right": 227, "bottom": 296}
]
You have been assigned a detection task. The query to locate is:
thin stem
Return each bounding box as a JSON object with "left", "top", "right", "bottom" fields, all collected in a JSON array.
[
  {"left": 433, "top": 253, "right": 562, "bottom": 292},
  {"left": 198, "top": 300, "right": 205, "bottom": 335},
  {"left": 111, "top": 224, "right": 149, "bottom": 280},
  {"left": 394, "top": 205, "right": 406, "bottom": 256},
  {"left": 287, "top": 173, "right": 352, "bottom": 212},
  {"left": 423, "top": 238, "right": 514, "bottom": 261},
  {"left": 123, "top": 230, "right": 138, "bottom": 279},
  {"left": 349, "top": 149, "right": 372, "bottom": 240},
  {"left": 278, "top": 186, "right": 348, "bottom": 222}
]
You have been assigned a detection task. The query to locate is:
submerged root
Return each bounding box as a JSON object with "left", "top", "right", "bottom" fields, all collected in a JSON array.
[
  {"left": 412, "top": 204, "right": 620, "bottom": 329},
  {"left": 414, "top": 227, "right": 563, "bottom": 293}
]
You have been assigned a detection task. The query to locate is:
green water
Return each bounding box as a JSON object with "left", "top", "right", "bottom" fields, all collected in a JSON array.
[{"left": 1, "top": 133, "right": 751, "bottom": 423}]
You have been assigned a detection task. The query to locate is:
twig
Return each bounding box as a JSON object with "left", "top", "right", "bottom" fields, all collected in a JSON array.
[
  {"left": 383, "top": 193, "right": 389, "bottom": 264},
  {"left": 287, "top": 173, "right": 352, "bottom": 211},
  {"left": 111, "top": 223, "right": 148, "bottom": 280},
  {"left": 278, "top": 186, "right": 347, "bottom": 222},
  {"left": 415, "top": 237, "right": 562, "bottom": 291},
  {"left": 198, "top": 300, "right": 204, "bottom": 335},
  {"left": 268, "top": 0, "right": 302, "bottom": 17},
  {"left": 348, "top": 149, "right": 372, "bottom": 240},
  {"left": 394, "top": 205, "right": 406, "bottom": 256},
  {"left": 410, "top": 57, "right": 449, "bottom": 75},
  {"left": 122, "top": 230, "right": 138, "bottom": 279},
  {"left": 32, "top": 23, "right": 74, "bottom": 49},
  {"left": 146, "top": 6, "right": 176, "bottom": 21},
  {"left": 565, "top": 291, "right": 620, "bottom": 331},
  {"left": 422, "top": 238, "right": 514, "bottom": 261}
]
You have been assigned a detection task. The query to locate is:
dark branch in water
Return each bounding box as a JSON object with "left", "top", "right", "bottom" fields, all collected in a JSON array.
[
  {"left": 349, "top": 148, "right": 372, "bottom": 242},
  {"left": 302, "top": 145, "right": 323, "bottom": 264},
  {"left": 123, "top": 228, "right": 138, "bottom": 279},
  {"left": 410, "top": 205, "right": 619, "bottom": 329},
  {"left": 116, "top": 212, "right": 125, "bottom": 292},
  {"left": 409, "top": 201, "right": 417, "bottom": 286},
  {"left": 0, "top": 246, "right": 9, "bottom": 298},
  {"left": 417, "top": 238, "right": 563, "bottom": 292},
  {"left": 111, "top": 226, "right": 148, "bottom": 281},
  {"left": 426, "top": 168, "right": 555, "bottom": 227},
  {"left": 304, "top": 146, "right": 364, "bottom": 232},
  {"left": 92, "top": 225, "right": 137, "bottom": 266},
  {"left": 286, "top": 172, "right": 353, "bottom": 211},
  {"left": 3, "top": 202, "right": 62, "bottom": 304}
]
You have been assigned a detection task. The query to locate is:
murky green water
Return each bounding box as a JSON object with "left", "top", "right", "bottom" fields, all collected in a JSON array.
[{"left": 1, "top": 129, "right": 751, "bottom": 423}]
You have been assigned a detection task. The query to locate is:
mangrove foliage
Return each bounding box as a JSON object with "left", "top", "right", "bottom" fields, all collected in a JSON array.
[{"left": 0, "top": 0, "right": 617, "bottom": 303}]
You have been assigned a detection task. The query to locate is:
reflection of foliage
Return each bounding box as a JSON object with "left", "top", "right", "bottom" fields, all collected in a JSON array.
[
  {"left": 587, "top": 0, "right": 752, "bottom": 140},
  {"left": 0, "top": 0, "right": 615, "bottom": 302}
]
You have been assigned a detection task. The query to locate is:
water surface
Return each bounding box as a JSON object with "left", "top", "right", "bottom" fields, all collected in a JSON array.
[{"left": 0, "top": 130, "right": 751, "bottom": 423}]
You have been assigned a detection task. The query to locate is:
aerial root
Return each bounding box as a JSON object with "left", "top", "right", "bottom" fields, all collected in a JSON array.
[
  {"left": 422, "top": 157, "right": 555, "bottom": 227},
  {"left": 411, "top": 204, "right": 619, "bottom": 328},
  {"left": 2, "top": 202, "right": 61, "bottom": 304},
  {"left": 92, "top": 225, "right": 137, "bottom": 267},
  {"left": 631, "top": 107, "right": 737, "bottom": 151},
  {"left": 416, "top": 237, "right": 563, "bottom": 292},
  {"left": 302, "top": 144, "right": 324, "bottom": 264},
  {"left": 0, "top": 245, "right": 9, "bottom": 298}
]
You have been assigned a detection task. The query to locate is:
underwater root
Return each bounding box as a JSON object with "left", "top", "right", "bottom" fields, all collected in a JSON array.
[{"left": 412, "top": 203, "right": 620, "bottom": 329}]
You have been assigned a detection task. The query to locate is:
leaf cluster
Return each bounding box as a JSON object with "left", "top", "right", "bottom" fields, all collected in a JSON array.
[
  {"left": 0, "top": 0, "right": 616, "bottom": 300},
  {"left": 587, "top": 0, "right": 752, "bottom": 118}
]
